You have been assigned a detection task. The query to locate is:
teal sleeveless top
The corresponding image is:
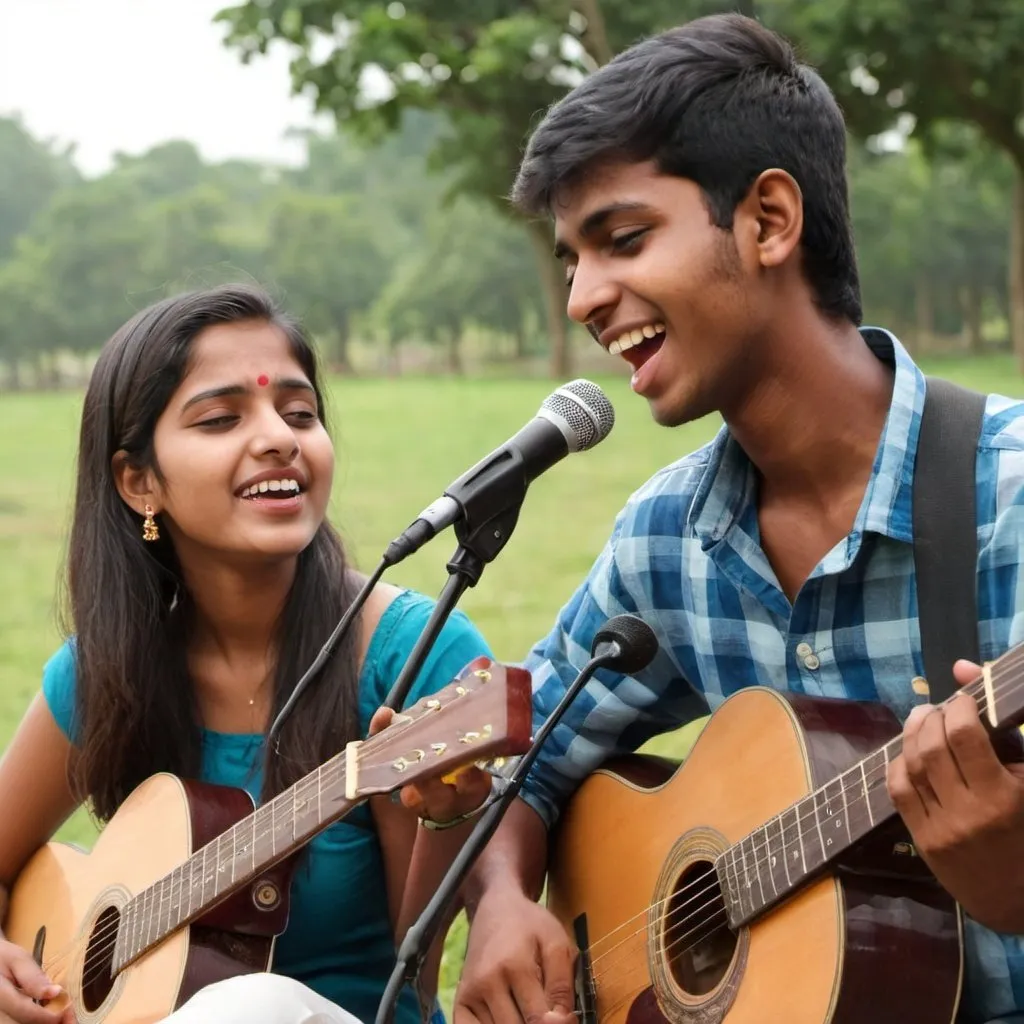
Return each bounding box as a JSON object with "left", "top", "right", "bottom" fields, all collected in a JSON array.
[{"left": 41, "top": 590, "right": 492, "bottom": 1024}]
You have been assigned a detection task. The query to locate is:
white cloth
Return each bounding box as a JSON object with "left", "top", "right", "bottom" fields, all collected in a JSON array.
[{"left": 157, "top": 973, "right": 361, "bottom": 1024}]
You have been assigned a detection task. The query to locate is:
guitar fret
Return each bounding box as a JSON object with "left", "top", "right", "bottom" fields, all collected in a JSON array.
[
  {"left": 812, "top": 790, "right": 829, "bottom": 865},
  {"left": 749, "top": 828, "right": 771, "bottom": 909},
  {"left": 779, "top": 805, "right": 803, "bottom": 881},
  {"left": 144, "top": 882, "right": 154, "bottom": 951},
  {"left": 859, "top": 760, "right": 874, "bottom": 827},
  {"left": 731, "top": 843, "right": 751, "bottom": 921},
  {"left": 819, "top": 778, "right": 846, "bottom": 856},
  {"left": 767, "top": 814, "right": 789, "bottom": 895},
  {"left": 187, "top": 852, "right": 196, "bottom": 920},
  {"left": 866, "top": 748, "right": 893, "bottom": 825}
]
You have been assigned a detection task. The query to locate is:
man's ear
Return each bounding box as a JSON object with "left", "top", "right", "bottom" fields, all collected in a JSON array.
[
  {"left": 112, "top": 451, "right": 159, "bottom": 515},
  {"left": 740, "top": 167, "right": 803, "bottom": 270}
]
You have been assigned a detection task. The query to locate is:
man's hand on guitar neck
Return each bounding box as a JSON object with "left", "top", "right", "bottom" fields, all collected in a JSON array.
[{"left": 887, "top": 659, "right": 1024, "bottom": 935}]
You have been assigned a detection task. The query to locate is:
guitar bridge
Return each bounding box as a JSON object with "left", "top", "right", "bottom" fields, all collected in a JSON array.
[{"left": 573, "top": 914, "right": 598, "bottom": 1024}]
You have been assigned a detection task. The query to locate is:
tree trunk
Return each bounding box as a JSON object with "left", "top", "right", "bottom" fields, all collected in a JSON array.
[
  {"left": 1011, "top": 166, "right": 1024, "bottom": 373},
  {"left": 447, "top": 325, "right": 464, "bottom": 375},
  {"left": 960, "top": 283, "right": 984, "bottom": 353},
  {"left": 514, "top": 321, "right": 527, "bottom": 361},
  {"left": 388, "top": 333, "right": 401, "bottom": 377},
  {"left": 525, "top": 219, "right": 572, "bottom": 379},
  {"left": 334, "top": 309, "right": 355, "bottom": 375},
  {"left": 6, "top": 360, "right": 22, "bottom": 391},
  {"left": 574, "top": 0, "right": 614, "bottom": 65},
  {"left": 914, "top": 273, "right": 935, "bottom": 354}
]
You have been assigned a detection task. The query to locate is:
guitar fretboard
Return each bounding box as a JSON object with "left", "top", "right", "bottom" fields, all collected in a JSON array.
[
  {"left": 112, "top": 751, "right": 354, "bottom": 970},
  {"left": 718, "top": 651, "right": 1024, "bottom": 929}
]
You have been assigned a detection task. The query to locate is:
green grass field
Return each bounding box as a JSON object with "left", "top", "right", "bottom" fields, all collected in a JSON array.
[{"left": 1, "top": 352, "right": 1022, "bottom": 1013}]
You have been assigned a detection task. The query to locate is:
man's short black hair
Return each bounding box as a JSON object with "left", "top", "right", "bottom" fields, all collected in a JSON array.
[{"left": 513, "top": 13, "right": 862, "bottom": 325}]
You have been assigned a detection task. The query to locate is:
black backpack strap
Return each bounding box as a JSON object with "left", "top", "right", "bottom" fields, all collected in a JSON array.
[{"left": 912, "top": 376, "right": 986, "bottom": 702}]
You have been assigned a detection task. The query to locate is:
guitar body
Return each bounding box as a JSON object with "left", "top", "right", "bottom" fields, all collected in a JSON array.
[
  {"left": 548, "top": 688, "right": 964, "bottom": 1024},
  {"left": 5, "top": 773, "right": 294, "bottom": 1024}
]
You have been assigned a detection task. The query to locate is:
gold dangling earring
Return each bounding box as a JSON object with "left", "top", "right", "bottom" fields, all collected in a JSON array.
[{"left": 142, "top": 504, "right": 159, "bottom": 542}]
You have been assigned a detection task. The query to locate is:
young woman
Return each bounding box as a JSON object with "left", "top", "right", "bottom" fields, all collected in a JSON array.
[{"left": 0, "top": 284, "right": 493, "bottom": 1024}]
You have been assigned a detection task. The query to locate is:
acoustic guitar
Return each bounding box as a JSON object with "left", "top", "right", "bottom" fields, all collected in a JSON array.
[
  {"left": 548, "top": 651, "right": 1024, "bottom": 1024},
  {"left": 4, "top": 658, "right": 532, "bottom": 1023}
]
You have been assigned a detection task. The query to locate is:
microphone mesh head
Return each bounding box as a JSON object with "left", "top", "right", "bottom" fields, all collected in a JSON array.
[
  {"left": 540, "top": 379, "right": 615, "bottom": 452},
  {"left": 592, "top": 614, "right": 659, "bottom": 673}
]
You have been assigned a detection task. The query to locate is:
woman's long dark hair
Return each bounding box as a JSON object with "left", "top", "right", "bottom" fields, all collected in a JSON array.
[{"left": 64, "top": 284, "right": 361, "bottom": 821}]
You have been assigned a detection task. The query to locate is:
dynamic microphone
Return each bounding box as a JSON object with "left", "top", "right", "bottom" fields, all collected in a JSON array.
[
  {"left": 382, "top": 379, "right": 615, "bottom": 567},
  {"left": 374, "top": 613, "right": 659, "bottom": 1024}
]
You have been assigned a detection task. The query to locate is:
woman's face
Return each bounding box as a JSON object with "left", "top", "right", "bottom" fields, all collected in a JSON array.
[{"left": 124, "top": 319, "right": 335, "bottom": 568}]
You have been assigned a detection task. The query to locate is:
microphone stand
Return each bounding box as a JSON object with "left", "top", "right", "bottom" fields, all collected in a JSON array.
[
  {"left": 268, "top": 496, "right": 523, "bottom": 739},
  {"left": 382, "top": 502, "right": 522, "bottom": 711},
  {"left": 267, "top": 556, "right": 389, "bottom": 749},
  {"left": 374, "top": 647, "right": 621, "bottom": 1024}
]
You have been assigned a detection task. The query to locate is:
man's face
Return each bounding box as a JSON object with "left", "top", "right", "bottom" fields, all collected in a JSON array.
[{"left": 553, "top": 159, "right": 771, "bottom": 426}]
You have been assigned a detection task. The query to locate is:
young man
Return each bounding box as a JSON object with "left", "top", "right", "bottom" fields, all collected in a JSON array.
[{"left": 451, "top": 13, "right": 1024, "bottom": 1024}]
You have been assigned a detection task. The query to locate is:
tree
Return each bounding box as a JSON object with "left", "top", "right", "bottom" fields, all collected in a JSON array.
[
  {"left": 0, "top": 115, "right": 79, "bottom": 262},
  {"left": 370, "top": 196, "right": 545, "bottom": 371},
  {"left": 849, "top": 134, "right": 1012, "bottom": 352},
  {"left": 264, "top": 191, "right": 389, "bottom": 372},
  {"left": 215, "top": 0, "right": 705, "bottom": 377},
  {"left": 767, "top": 0, "right": 1024, "bottom": 363}
]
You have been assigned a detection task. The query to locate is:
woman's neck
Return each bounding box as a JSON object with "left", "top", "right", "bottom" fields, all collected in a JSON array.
[{"left": 179, "top": 556, "right": 297, "bottom": 661}]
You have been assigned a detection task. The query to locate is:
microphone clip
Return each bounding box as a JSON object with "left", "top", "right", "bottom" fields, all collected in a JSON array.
[{"left": 448, "top": 503, "right": 522, "bottom": 583}]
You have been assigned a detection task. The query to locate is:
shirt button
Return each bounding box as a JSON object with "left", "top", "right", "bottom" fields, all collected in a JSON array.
[
  {"left": 804, "top": 654, "right": 820, "bottom": 671},
  {"left": 795, "top": 642, "right": 812, "bottom": 658}
]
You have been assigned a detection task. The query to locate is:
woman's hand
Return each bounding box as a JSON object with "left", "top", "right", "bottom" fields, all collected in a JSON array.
[
  {"left": 368, "top": 707, "right": 494, "bottom": 826},
  {"left": 0, "top": 938, "right": 75, "bottom": 1024}
]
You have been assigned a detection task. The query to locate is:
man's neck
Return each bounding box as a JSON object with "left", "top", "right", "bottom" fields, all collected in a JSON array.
[{"left": 723, "top": 319, "right": 894, "bottom": 511}]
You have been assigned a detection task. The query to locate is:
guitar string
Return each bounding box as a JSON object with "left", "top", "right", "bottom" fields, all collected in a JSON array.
[
  {"left": 52, "top": 657, "right": 1024, "bottom": 994},
  {"left": 582, "top": 719, "right": 995, "bottom": 998},
  {"left": 586, "top": 656, "right": 1024, "bottom": 963},
  {"left": 579, "top": 657, "right": 1023, "bottom": 963},
  {"left": 585, "top": 757, "right": 902, "bottom": 989},
  {"left": 43, "top": 696, "right": 472, "bottom": 988},
  {"left": 66, "top": 659, "right": 1017, "bottom": 993},
  {"left": 562, "top": 665, "right": 1024, "bottom": 1001},
  {"left": 72, "top": 661, "right": 1006, "bottom": 996},
  {"left": 70, "top": 702, "right": 482, "bottom": 993}
]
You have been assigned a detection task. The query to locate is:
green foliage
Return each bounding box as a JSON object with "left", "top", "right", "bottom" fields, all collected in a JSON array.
[
  {"left": 770, "top": 0, "right": 1024, "bottom": 168},
  {"left": 0, "top": 116, "right": 79, "bottom": 262}
]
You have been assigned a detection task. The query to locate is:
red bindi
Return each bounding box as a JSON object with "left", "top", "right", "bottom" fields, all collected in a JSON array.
[{"left": 256, "top": 374, "right": 270, "bottom": 387}]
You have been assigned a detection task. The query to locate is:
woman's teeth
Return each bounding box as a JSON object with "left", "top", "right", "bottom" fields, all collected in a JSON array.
[
  {"left": 608, "top": 322, "right": 666, "bottom": 356},
  {"left": 240, "top": 479, "right": 302, "bottom": 498}
]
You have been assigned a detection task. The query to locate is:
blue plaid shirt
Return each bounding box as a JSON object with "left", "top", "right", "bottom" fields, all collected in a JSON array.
[{"left": 519, "top": 329, "right": 1024, "bottom": 1022}]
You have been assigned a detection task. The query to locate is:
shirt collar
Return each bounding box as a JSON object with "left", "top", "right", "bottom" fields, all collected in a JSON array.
[{"left": 688, "top": 327, "right": 924, "bottom": 547}]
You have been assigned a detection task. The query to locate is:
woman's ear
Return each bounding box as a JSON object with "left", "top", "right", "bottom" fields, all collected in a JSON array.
[{"left": 112, "top": 451, "right": 159, "bottom": 516}]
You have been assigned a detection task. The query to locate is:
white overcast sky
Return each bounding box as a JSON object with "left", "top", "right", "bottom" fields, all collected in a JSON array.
[{"left": 0, "top": 0, "right": 331, "bottom": 176}]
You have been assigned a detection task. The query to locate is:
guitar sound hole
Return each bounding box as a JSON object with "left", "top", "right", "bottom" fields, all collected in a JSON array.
[
  {"left": 81, "top": 905, "right": 120, "bottom": 1012},
  {"left": 664, "top": 859, "right": 737, "bottom": 997}
]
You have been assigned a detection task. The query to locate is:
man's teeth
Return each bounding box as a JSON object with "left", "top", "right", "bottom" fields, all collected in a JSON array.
[
  {"left": 240, "top": 479, "right": 302, "bottom": 498},
  {"left": 608, "top": 323, "right": 666, "bottom": 356}
]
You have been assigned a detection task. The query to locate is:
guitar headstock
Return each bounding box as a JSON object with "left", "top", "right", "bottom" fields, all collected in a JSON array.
[{"left": 355, "top": 658, "right": 533, "bottom": 796}]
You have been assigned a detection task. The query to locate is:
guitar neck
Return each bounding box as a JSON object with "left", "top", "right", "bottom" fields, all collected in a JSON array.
[
  {"left": 114, "top": 748, "right": 359, "bottom": 970},
  {"left": 111, "top": 659, "right": 533, "bottom": 971},
  {"left": 722, "top": 651, "right": 1024, "bottom": 929}
]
